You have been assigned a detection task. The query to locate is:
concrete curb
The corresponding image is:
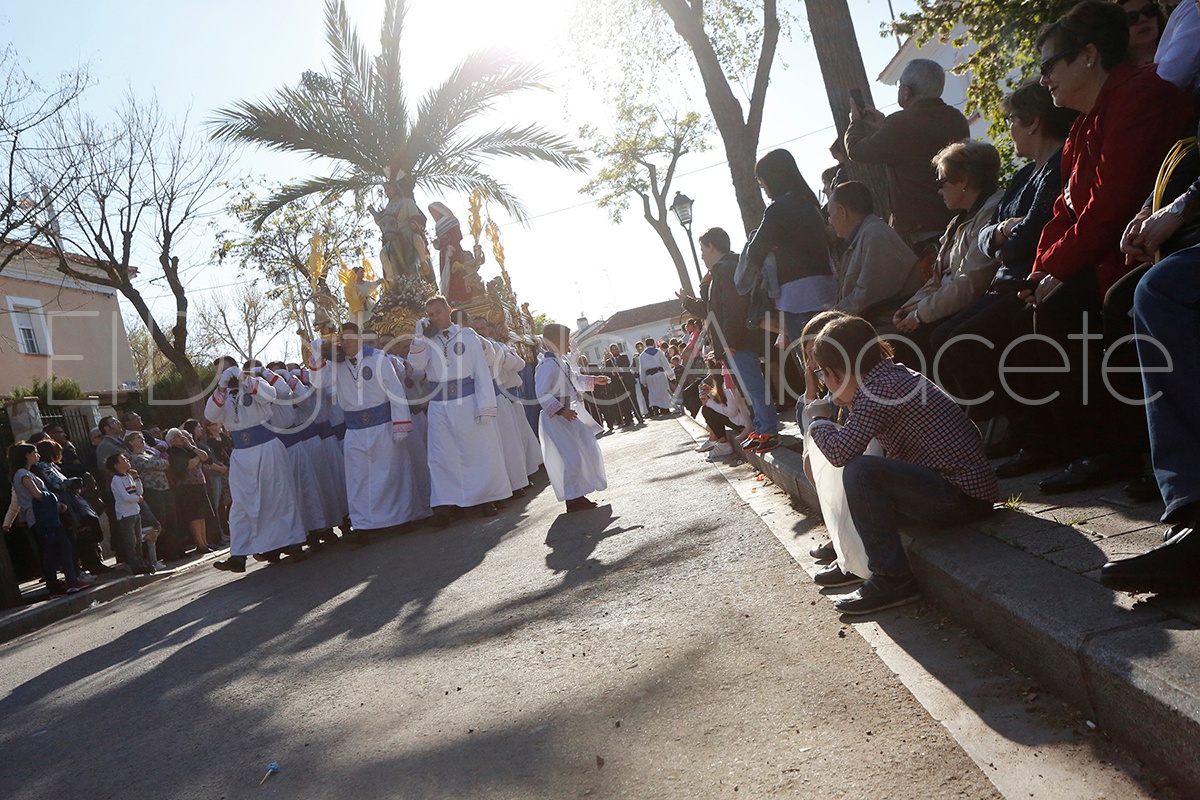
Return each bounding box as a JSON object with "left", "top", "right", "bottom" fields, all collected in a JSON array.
[
  {"left": 0, "top": 548, "right": 228, "bottom": 645},
  {"left": 739, "top": 441, "right": 1200, "bottom": 794}
]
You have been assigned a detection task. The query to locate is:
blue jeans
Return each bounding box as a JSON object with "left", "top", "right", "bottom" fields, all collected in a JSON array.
[
  {"left": 782, "top": 310, "right": 819, "bottom": 342},
  {"left": 1134, "top": 245, "right": 1200, "bottom": 522},
  {"left": 727, "top": 348, "right": 778, "bottom": 436},
  {"left": 31, "top": 523, "right": 79, "bottom": 589},
  {"left": 844, "top": 456, "right": 993, "bottom": 580}
]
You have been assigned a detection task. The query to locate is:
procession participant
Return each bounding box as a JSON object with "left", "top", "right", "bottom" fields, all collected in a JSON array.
[
  {"left": 494, "top": 327, "right": 544, "bottom": 477},
  {"left": 380, "top": 339, "right": 433, "bottom": 520},
  {"left": 407, "top": 296, "right": 512, "bottom": 525},
  {"left": 308, "top": 322, "right": 428, "bottom": 534},
  {"left": 465, "top": 313, "right": 533, "bottom": 498},
  {"left": 286, "top": 362, "right": 342, "bottom": 545},
  {"left": 638, "top": 337, "right": 674, "bottom": 416},
  {"left": 205, "top": 362, "right": 306, "bottom": 573},
  {"left": 265, "top": 360, "right": 329, "bottom": 549},
  {"left": 536, "top": 323, "right": 610, "bottom": 513}
]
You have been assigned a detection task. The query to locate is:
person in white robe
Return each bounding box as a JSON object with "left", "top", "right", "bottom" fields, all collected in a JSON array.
[
  {"left": 264, "top": 362, "right": 328, "bottom": 548},
  {"left": 287, "top": 364, "right": 342, "bottom": 541},
  {"left": 464, "top": 314, "right": 532, "bottom": 497},
  {"left": 407, "top": 296, "right": 511, "bottom": 525},
  {"left": 308, "top": 323, "right": 428, "bottom": 533},
  {"left": 205, "top": 364, "right": 306, "bottom": 572},
  {"left": 383, "top": 342, "right": 433, "bottom": 516},
  {"left": 535, "top": 323, "right": 609, "bottom": 512},
  {"left": 494, "top": 333, "right": 543, "bottom": 478},
  {"left": 637, "top": 337, "right": 674, "bottom": 416}
]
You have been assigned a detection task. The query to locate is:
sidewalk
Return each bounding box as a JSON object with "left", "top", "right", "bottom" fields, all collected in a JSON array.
[
  {"left": 709, "top": 416, "right": 1200, "bottom": 795},
  {"left": 0, "top": 547, "right": 228, "bottom": 644}
]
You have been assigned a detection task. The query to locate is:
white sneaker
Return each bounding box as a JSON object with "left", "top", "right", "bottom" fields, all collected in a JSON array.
[
  {"left": 706, "top": 442, "right": 733, "bottom": 460},
  {"left": 695, "top": 440, "right": 718, "bottom": 452},
  {"left": 152, "top": 561, "right": 169, "bottom": 572},
  {"left": 74, "top": 572, "right": 96, "bottom": 584}
]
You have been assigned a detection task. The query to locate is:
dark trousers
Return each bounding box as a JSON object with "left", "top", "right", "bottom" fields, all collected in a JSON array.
[
  {"left": 32, "top": 522, "right": 79, "bottom": 589},
  {"left": 844, "top": 456, "right": 993, "bottom": 580},
  {"left": 615, "top": 377, "right": 643, "bottom": 424},
  {"left": 1134, "top": 246, "right": 1200, "bottom": 521},
  {"left": 701, "top": 405, "right": 739, "bottom": 442},
  {"left": 928, "top": 292, "right": 1027, "bottom": 417}
]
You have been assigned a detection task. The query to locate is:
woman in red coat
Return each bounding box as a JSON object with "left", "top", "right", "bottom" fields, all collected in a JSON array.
[{"left": 993, "top": 0, "right": 1192, "bottom": 490}]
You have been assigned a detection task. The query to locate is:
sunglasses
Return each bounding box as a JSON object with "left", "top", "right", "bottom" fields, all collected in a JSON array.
[
  {"left": 1039, "top": 49, "right": 1076, "bottom": 77},
  {"left": 1126, "top": 4, "right": 1159, "bottom": 24}
]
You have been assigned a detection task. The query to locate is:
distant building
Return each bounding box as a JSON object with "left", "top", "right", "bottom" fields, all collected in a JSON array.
[
  {"left": 0, "top": 242, "right": 138, "bottom": 396},
  {"left": 878, "top": 26, "right": 991, "bottom": 142},
  {"left": 576, "top": 299, "right": 685, "bottom": 365}
]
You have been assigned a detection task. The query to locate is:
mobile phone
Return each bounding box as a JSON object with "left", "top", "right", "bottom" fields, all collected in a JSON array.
[{"left": 850, "top": 88, "right": 866, "bottom": 111}]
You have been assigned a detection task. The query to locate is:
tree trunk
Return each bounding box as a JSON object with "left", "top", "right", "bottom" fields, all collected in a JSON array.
[
  {"left": 648, "top": 214, "right": 695, "bottom": 297},
  {"left": 804, "top": 0, "right": 893, "bottom": 223}
]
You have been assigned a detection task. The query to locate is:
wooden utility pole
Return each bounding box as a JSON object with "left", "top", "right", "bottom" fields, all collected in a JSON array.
[{"left": 804, "top": 0, "right": 892, "bottom": 222}]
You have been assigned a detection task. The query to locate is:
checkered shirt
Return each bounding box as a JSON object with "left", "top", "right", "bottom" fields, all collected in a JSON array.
[{"left": 809, "top": 359, "right": 998, "bottom": 502}]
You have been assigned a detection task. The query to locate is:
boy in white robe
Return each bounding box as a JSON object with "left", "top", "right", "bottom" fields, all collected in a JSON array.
[
  {"left": 407, "top": 296, "right": 511, "bottom": 526},
  {"left": 464, "top": 313, "right": 531, "bottom": 498},
  {"left": 205, "top": 363, "right": 306, "bottom": 573},
  {"left": 638, "top": 337, "right": 674, "bottom": 416},
  {"left": 536, "top": 323, "right": 610, "bottom": 513},
  {"left": 308, "top": 322, "right": 427, "bottom": 533}
]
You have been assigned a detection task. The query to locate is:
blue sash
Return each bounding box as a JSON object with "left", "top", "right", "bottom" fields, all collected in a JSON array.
[
  {"left": 278, "top": 426, "right": 320, "bottom": 448},
  {"left": 332, "top": 423, "right": 346, "bottom": 440},
  {"left": 230, "top": 425, "right": 276, "bottom": 450},
  {"left": 344, "top": 402, "right": 391, "bottom": 430},
  {"left": 428, "top": 377, "right": 476, "bottom": 402}
]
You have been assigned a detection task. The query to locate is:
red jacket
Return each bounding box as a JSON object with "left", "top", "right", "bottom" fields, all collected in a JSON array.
[{"left": 1033, "top": 63, "right": 1192, "bottom": 294}]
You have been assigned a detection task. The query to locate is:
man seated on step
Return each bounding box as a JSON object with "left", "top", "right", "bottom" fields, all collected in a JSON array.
[{"left": 805, "top": 315, "right": 997, "bottom": 615}]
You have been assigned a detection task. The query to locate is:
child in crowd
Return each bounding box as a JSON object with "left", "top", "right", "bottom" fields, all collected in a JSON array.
[
  {"left": 107, "top": 453, "right": 154, "bottom": 574},
  {"left": 535, "top": 323, "right": 611, "bottom": 513},
  {"left": 806, "top": 316, "right": 997, "bottom": 614},
  {"left": 697, "top": 374, "right": 746, "bottom": 461}
]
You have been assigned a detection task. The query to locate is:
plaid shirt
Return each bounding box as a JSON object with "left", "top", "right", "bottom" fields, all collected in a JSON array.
[{"left": 810, "top": 359, "right": 998, "bottom": 502}]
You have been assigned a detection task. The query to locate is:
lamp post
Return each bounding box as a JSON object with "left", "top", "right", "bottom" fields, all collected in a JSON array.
[{"left": 670, "top": 191, "right": 704, "bottom": 284}]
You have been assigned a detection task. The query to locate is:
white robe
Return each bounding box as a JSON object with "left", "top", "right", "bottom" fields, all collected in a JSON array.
[
  {"left": 389, "top": 353, "right": 433, "bottom": 512},
  {"left": 638, "top": 347, "right": 673, "bottom": 410},
  {"left": 496, "top": 341, "right": 542, "bottom": 475},
  {"left": 265, "top": 372, "right": 327, "bottom": 533},
  {"left": 204, "top": 377, "right": 305, "bottom": 556},
  {"left": 536, "top": 350, "right": 607, "bottom": 501},
  {"left": 482, "top": 338, "right": 531, "bottom": 492},
  {"left": 407, "top": 323, "right": 511, "bottom": 507},
  {"left": 320, "top": 385, "right": 350, "bottom": 523},
  {"left": 310, "top": 345, "right": 427, "bottom": 530}
]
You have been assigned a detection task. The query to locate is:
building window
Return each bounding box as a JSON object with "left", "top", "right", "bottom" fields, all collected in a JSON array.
[{"left": 7, "top": 298, "right": 51, "bottom": 356}]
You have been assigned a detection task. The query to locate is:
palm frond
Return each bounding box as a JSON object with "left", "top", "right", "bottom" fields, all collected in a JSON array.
[
  {"left": 431, "top": 124, "right": 588, "bottom": 175},
  {"left": 251, "top": 174, "right": 374, "bottom": 229},
  {"left": 375, "top": 0, "right": 408, "bottom": 150},
  {"left": 324, "top": 0, "right": 373, "bottom": 104},
  {"left": 418, "top": 169, "right": 528, "bottom": 223}
]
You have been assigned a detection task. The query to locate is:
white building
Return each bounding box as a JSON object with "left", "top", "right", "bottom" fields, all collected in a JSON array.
[
  {"left": 878, "top": 25, "right": 991, "bottom": 142},
  {"left": 575, "top": 299, "right": 686, "bottom": 365}
]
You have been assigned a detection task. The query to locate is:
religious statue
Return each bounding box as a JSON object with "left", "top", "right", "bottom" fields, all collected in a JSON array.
[
  {"left": 305, "top": 232, "right": 340, "bottom": 336},
  {"left": 428, "top": 201, "right": 486, "bottom": 304},
  {"left": 371, "top": 179, "right": 437, "bottom": 288},
  {"left": 340, "top": 261, "right": 385, "bottom": 321}
]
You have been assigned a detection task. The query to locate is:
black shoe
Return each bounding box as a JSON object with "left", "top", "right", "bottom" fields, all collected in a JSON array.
[
  {"left": 285, "top": 544, "right": 307, "bottom": 563},
  {"left": 1122, "top": 475, "right": 1160, "bottom": 504},
  {"left": 1038, "top": 455, "right": 1140, "bottom": 495},
  {"left": 809, "top": 540, "right": 836, "bottom": 563},
  {"left": 214, "top": 558, "right": 246, "bottom": 573},
  {"left": 566, "top": 497, "right": 599, "bottom": 513},
  {"left": 813, "top": 564, "right": 863, "bottom": 588},
  {"left": 995, "top": 449, "right": 1054, "bottom": 479},
  {"left": 1100, "top": 525, "right": 1200, "bottom": 594},
  {"left": 834, "top": 576, "right": 921, "bottom": 615},
  {"left": 480, "top": 502, "right": 499, "bottom": 517}
]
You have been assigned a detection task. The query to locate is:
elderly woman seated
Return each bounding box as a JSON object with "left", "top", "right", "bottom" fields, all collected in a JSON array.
[{"left": 888, "top": 139, "right": 1003, "bottom": 371}]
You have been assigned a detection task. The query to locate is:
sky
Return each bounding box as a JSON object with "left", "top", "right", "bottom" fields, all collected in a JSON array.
[{"left": 2, "top": 0, "right": 927, "bottom": 359}]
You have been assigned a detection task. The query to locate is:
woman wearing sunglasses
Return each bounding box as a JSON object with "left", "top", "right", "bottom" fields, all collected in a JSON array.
[{"left": 1117, "top": 0, "right": 1168, "bottom": 65}]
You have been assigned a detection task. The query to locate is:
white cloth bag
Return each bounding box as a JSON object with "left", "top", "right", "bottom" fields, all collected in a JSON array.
[{"left": 804, "top": 426, "right": 882, "bottom": 580}]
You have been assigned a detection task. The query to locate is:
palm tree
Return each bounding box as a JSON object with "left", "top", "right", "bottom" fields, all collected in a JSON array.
[{"left": 209, "top": 0, "right": 587, "bottom": 231}]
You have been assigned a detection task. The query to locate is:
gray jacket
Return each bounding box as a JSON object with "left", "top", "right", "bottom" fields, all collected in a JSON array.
[{"left": 832, "top": 214, "right": 922, "bottom": 323}]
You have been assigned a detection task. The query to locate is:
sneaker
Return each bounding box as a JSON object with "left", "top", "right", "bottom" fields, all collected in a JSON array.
[
  {"left": 152, "top": 561, "right": 169, "bottom": 572},
  {"left": 696, "top": 440, "right": 718, "bottom": 453},
  {"left": 706, "top": 442, "right": 733, "bottom": 461},
  {"left": 834, "top": 576, "right": 921, "bottom": 615},
  {"left": 813, "top": 564, "right": 863, "bottom": 588},
  {"left": 752, "top": 434, "right": 781, "bottom": 453},
  {"left": 740, "top": 431, "right": 761, "bottom": 447},
  {"left": 74, "top": 572, "right": 97, "bottom": 585},
  {"left": 65, "top": 584, "right": 84, "bottom": 594}
]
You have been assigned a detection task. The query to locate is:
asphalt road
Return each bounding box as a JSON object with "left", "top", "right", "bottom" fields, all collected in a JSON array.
[{"left": 0, "top": 419, "right": 999, "bottom": 799}]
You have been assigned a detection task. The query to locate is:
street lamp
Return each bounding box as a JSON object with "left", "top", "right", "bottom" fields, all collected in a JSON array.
[{"left": 670, "top": 191, "right": 704, "bottom": 284}]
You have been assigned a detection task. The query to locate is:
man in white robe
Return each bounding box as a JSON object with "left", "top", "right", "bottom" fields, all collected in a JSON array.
[
  {"left": 638, "top": 337, "right": 674, "bottom": 416},
  {"left": 407, "top": 296, "right": 511, "bottom": 525},
  {"left": 308, "top": 323, "right": 428, "bottom": 533},
  {"left": 493, "top": 332, "right": 543, "bottom": 479},
  {"left": 464, "top": 314, "right": 532, "bottom": 497},
  {"left": 535, "top": 323, "right": 609, "bottom": 512},
  {"left": 264, "top": 362, "right": 328, "bottom": 550},
  {"left": 205, "top": 364, "right": 306, "bottom": 572}
]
